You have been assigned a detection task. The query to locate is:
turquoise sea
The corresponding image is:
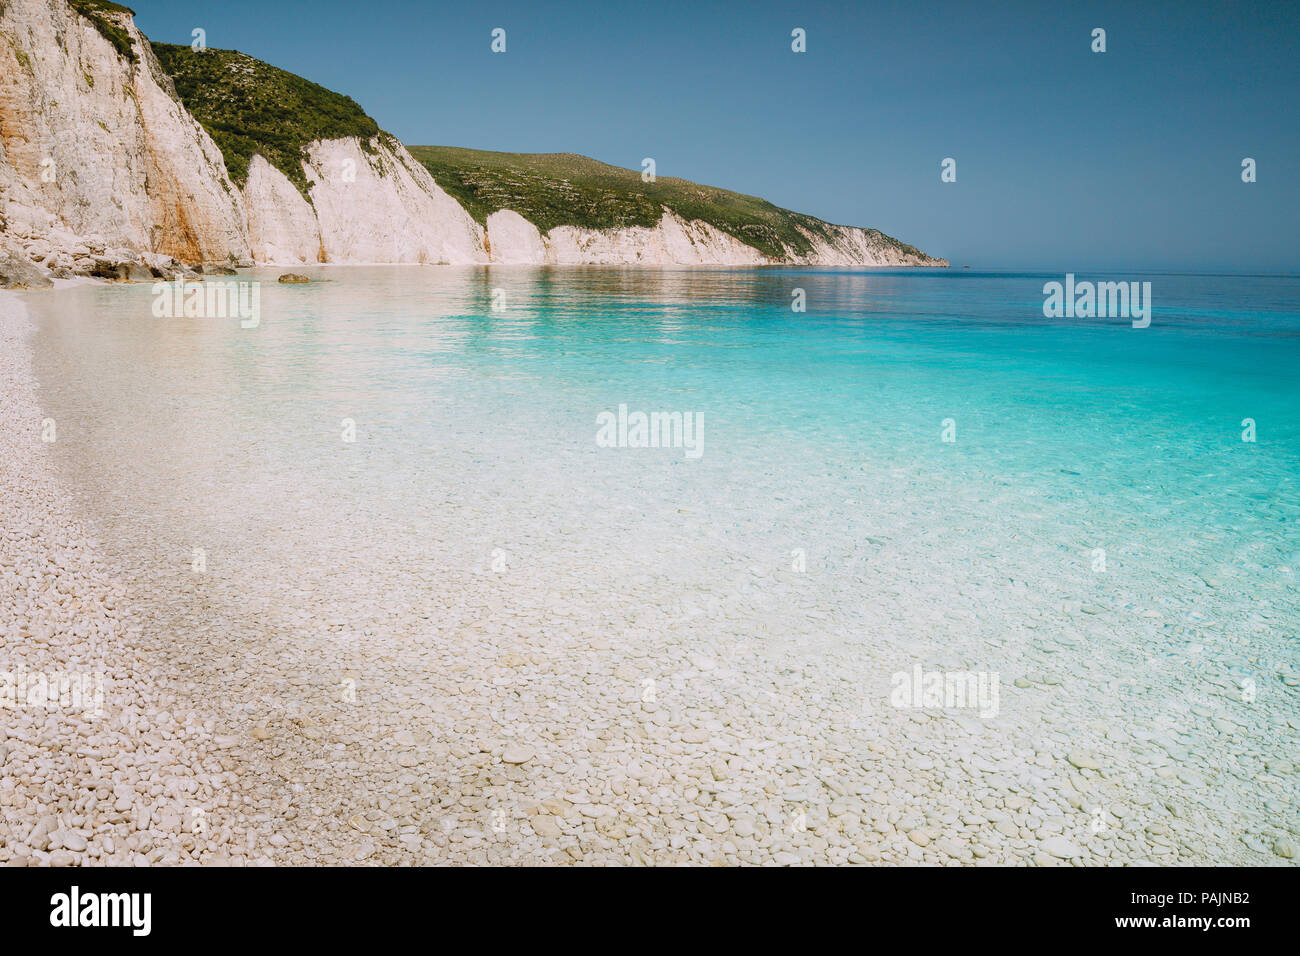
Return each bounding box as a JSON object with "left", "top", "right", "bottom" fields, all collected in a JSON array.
[{"left": 23, "top": 267, "right": 1300, "bottom": 863}]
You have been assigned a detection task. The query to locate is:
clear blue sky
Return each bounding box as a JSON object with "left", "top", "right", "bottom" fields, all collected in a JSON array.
[{"left": 128, "top": 0, "right": 1298, "bottom": 272}]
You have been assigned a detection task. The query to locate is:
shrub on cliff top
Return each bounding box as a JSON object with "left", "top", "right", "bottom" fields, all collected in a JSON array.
[
  {"left": 68, "top": 0, "right": 138, "bottom": 62},
  {"left": 150, "top": 42, "right": 380, "bottom": 197}
]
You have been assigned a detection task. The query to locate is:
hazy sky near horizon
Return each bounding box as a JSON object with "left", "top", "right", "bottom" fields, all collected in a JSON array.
[{"left": 127, "top": 0, "right": 1297, "bottom": 272}]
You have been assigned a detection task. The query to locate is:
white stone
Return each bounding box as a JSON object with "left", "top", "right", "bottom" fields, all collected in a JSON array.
[{"left": 1042, "top": 837, "right": 1084, "bottom": 859}]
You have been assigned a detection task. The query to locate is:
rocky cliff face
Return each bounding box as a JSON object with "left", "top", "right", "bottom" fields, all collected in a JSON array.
[
  {"left": 0, "top": 0, "right": 944, "bottom": 284},
  {"left": 481, "top": 208, "right": 943, "bottom": 267},
  {"left": 787, "top": 223, "right": 945, "bottom": 268},
  {"left": 0, "top": 0, "right": 249, "bottom": 276},
  {"left": 0, "top": 0, "right": 490, "bottom": 278},
  {"left": 242, "top": 154, "right": 320, "bottom": 265},
  {"left": 298, "top": 138, "right": 486, "bottom": 265},
  {"left": 243, "top": 139, "right": 490, "bottom": 266},
  {"left": 485, "top": 208, "right": 768, "bottom": 266}
]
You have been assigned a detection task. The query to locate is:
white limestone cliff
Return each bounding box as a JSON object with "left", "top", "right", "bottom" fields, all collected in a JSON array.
[
  {"left": 484, "top": 210, "right": 548, "bottom": 264},
  {"left": 242, "top": 155, "right": 321, "bottom": 265},
  {"left": 541, "top": 211, "right": 769, "bottom": 266},
  {"left": 786, "top": 223, "right": 944, "bottom": 267},
  {"left": 0, "top": 0, "right": 249, "bottom": 273},
  {"left": 481, "top": 208, "right": 943, "bottom": 267},
  {"left": 0, "top": 1, "right": 490, "bottom": 277},
  {"left": 298, "top": 138, "right": 486, "bottom": 264},
  {"left": 243, "top": 138, "right": 489, "bottom": 265}
]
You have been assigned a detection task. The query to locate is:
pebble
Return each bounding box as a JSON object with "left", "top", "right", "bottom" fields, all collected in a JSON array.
[
  {"left": 56, "top": 830, "right": 88, "bottom": 852},
  {"left": 1067, "top": 752, "right": 1102, "bottom": 771},
  {"left": 1042, "top": 837, "right": 1083, "bottom": 859},
  {"left": 530, "top": 816, "right": 561, "bottom": 838},
  {"left": 502, "top": 744, "right": 535, "bottom": 765}
]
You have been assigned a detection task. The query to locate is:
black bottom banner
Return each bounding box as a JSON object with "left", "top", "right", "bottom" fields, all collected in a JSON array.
[{"left": 0, "top": 864, "right": 1279, "bottom": 943}]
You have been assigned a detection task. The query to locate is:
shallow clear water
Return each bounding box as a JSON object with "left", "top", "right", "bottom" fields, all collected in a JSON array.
[
  {"left": 31, "top": 266, "right": 1300, "bottom": 585},
  {"left": 23, "top": 267, "right": 1300, "bottom": 861}
]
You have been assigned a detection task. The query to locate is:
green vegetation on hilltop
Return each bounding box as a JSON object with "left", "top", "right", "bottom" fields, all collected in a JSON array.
[
  {"left": 69, "top": 1, "right": 138, "bottom": 62},
  {"left": 410, "top": 146, "right": 835, "bottom": 260},
  {"left": 150, "top": 42, "right": 380, "bottom": 195}
]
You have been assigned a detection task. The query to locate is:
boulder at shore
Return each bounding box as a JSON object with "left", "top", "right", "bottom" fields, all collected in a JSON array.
[{"left": 0, "top": 255, "right": 53, "bottom": 290}]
